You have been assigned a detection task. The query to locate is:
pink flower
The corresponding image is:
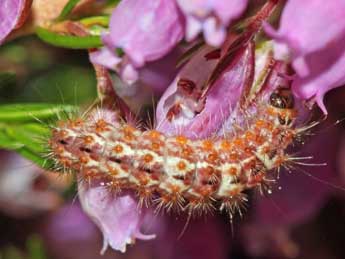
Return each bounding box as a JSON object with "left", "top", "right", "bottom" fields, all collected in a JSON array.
[
  {"left": 41, "top": 203, "right": 107, "bottom": 259},
  {"left": 0, "top": 0, "right": 32, "bottom": 43},
  {"left": 82, "top": 3, "right": 322, "bottom": 255},
  {"left": 136, "top": 47, "right": 183, "bottom": 95},
  {"left": 0, "top": 151, "right": 62, "bottom": 217},
  {"left": 78, "top": 181, "right": 155, "bottom": 253},
  {"left": 155, "top": 44, "right": 222, "bottom": 138},
  {"left": 176, "top": 0, "right": 248, "bottom": 47},
  {"left": 264, "top": 0, "right": 345, "bottom": 114},
  {"left": 90, "top": 0, "right": 184, "bottom": 85},
  {"left": 156, "top": 38, "right": 269, "bottom": 138},
  {"left": 77, "top": 180, "right": 228, "bottom": 257},
  {"left": 42, "top": 202, "right": 228, "bottom": 259}
]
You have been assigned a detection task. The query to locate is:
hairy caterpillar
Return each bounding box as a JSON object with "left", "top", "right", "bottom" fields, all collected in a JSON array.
[{"left": 48, "top": 87, "right": 303, "bottom": 218}]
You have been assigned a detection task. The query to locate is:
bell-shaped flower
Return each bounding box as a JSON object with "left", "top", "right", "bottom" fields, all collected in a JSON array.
[
  {"left": 176, "top": 0, "right": 248, "bottom": 47},
  {"left": 78, "top": 182, "right": 155, "bottom": 253},
  {"left": 264, "top": 0, "right": 345, "bottom": 113},
  {"left": 90, "top": 0, "right": 184, "bottom": 85}
]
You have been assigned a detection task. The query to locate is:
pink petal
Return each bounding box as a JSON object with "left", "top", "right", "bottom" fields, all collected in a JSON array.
[
  {"left": 291, "top": 38, "right": 345, "bottom": 114},
  {"left": 264, "top": 0, "right": 345, "bottom": 113},
  {"left": 264, "top": 0, "right": 345, "bottom": 57},
  {"left": 203, "top": 17, "right": 226, "bottom": 47},
  {"left": 0, "top": 0, "right": 31, "bottom": 44},
  {"left": 156, "top": 40, "right": 255, "bottom": 138},
  {"left": 121, "top": 63, "right": 139, "bottom": 85},
  {"left": 108, "top": 0, "right": 183, "bottom": 65},
  {"left": 41, "top": 203, "right": 109, "bottom": 259},
  {"left": 92, "top": 0, "right": 184, "bottom": 84},
  {"left": 185, "top": 16, "right": 203, "bottom": 42},
  {"left": 177, "top": 0, "right": 248, "bottom": 46},
  {"left": 78, "top": 182, "right": 155, "bottom": 253},
  {"left": 213, "top": 0, "right": 249, "bottom": 25},
  {"left": 137, "top": 47, "right": 183, "bottom": 95},
  {"left": 155, "top": 44, "right": 220, "bottom": 137},
  {"left": 89, "top": 47, "right": 122, "bottom": 70},
  {"left": 0, "top": 151, "right": 61, "bottom": 217}
]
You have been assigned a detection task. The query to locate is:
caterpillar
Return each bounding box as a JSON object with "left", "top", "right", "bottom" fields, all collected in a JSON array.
[{"left": 48, "top": 87, "right": 302, "bottom": 217}]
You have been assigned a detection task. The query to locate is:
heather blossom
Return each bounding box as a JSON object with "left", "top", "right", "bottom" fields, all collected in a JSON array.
[
  {"left": 2, "top": 0, "right": 345, "bottom": 258},
  {"left": 78, "top": 182, "right": 156, "bottom": 253},
  {"left": 90, "top": 0, "right": 250, "bottom": 85},
  {"left": 90, "top": 0, "right": 184, "bottom": 85},
  {"left": 176, "top": 0, "right": 249, "bottom": 47},
  {"left": 83, "top": 2, "right": 287, "bottom": 254},
  {"left": 0, "top": 151, "right": 62, "bottom": 217},
  {"left": 84, "top": 0, "right": 345, "bottom": 254},
  {"left": 264, "top": 0, "right": 345, "bottom": 114},
  {"left": 156, "top": 39, "right": 255, "bottom": 138}
]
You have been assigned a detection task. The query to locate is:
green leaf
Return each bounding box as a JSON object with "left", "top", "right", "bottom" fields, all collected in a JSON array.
[
  {"left": 5, "top": 123, "right": 50, "bottom": 153},
  {"left": 57, "top": 0, "right": 82, "bottom": 21},
  {"left": 0, "top": 129, "right": 24, "bottom": 150},
  {"left": 0, "top": 103, "right": 77, "bottom": 122},
  {"left": 36, "top": 27, "right": 102, "bottom": 49},
  {"left": 27, "top": 234, "right": 47, "bottom": 259},
  {"left": 106, "top": 0, "right": 121, "bottom": 6},
  {"left": 0, "top": 124, "right": 53, "bottom": 168},
  {"left": 0, "top": 103, "right": 76, "bottom": 168}
]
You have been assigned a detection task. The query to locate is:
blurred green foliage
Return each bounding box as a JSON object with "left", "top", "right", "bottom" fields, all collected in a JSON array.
[
  {"left": 0, "top": 234, "right": 47, "bottom": 259},
  {"left": 0, "top": 1, "right": 115, "bottom": 258},
  {"left": 0, "top": 36, "right": 97, "bottom": 104},
  {"left": 0, "top": 36, "right": 98, "bottom": 167}
]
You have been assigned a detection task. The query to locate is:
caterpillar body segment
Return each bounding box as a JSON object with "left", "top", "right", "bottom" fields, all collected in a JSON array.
[{"left": 49, "top": 88, "right": 299, "bottom": 217}]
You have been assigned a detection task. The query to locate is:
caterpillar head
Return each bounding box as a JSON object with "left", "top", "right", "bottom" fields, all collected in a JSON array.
[
  {"left": 269, "top": 88, "right": 294, "bottom": 109},
  {"left": 269, "top": 88, "right": 296, "bottom": 126}
]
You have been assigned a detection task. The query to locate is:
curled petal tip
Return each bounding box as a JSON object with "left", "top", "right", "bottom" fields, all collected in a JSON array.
[
  {"left": 316, "top": 95, "right": 328, "bottom": 115},
  {"left": 203, "top": 18, "right": 226, "bottom": 47},
  {"left": 185, "top": 16, "right": 202, "bottom": 41},
  {"left": 89, "top": 47, "right": 122, "bottom": 70},
  {"left": 78, "top": 182, "right": 156, "bottom": 254},
  {"left": 121, "top": 64, "right": 139, "bottom": 85},
  {"left": 177, "top": 0, "right": 248, "bottom": 47}
]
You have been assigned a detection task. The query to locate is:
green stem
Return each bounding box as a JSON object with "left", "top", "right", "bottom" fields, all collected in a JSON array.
[
  {"left": 57, "top": 0, "right": 82, "bottom": 21},
  {"left": 36, "top": 27, "right": 102, "bottom": 49},
  {"left": 0, "top": 103, "right": 76, "bottom": 122},
  {"left": 79, "top": 16, "right": 110, "bottom": 27}
]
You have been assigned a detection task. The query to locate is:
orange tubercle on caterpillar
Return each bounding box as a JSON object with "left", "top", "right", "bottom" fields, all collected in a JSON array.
[{"left": 48, "top": 87, "right": 302, "bottom": 217}]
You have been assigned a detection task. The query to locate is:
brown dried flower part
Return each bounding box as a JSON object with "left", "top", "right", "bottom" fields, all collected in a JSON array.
[{"left": 7, "top": 0, "right": 112, "bottom": 40}]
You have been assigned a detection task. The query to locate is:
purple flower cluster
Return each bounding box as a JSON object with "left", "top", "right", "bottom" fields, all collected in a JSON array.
[
  {"left": 264, "top": 0, "right": 345, "bottom": 114},
  {"left": 86, "top": 0, "right": 345, "bottom": 253},
  {"left": 84, "top": 0, "right": 345, "bottom": 254},
  {"left": 90, "top": 0, "right": 248, "bottom": 85},
  {"left": 89, "top": 0, "right": 345, "bottom": 115},
  {"left": 2, "top": 0, "right": 345, "bottom": 256}
]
